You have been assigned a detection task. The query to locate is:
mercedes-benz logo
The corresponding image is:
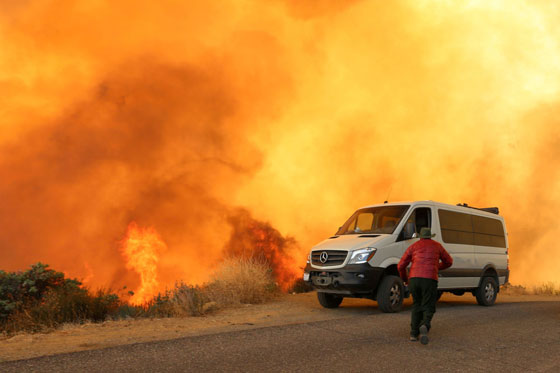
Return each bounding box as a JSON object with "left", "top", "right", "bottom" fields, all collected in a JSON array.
[{"left": 319, "top": 251, "right": 329, "bottom": 264}]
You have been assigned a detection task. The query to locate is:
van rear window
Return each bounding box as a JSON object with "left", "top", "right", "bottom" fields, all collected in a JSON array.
[{"left": 438, "top": 209, "right": 506, "bottom": 248}]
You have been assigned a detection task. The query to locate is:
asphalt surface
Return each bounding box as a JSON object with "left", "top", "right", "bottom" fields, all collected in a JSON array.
[{"left": 1, "top": 300, "right": 559, "bottom": 372}]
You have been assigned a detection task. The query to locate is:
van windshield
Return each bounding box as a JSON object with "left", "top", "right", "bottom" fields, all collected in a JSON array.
[{"left": 336, "top": 205, "right": 410, "bottom": 235}]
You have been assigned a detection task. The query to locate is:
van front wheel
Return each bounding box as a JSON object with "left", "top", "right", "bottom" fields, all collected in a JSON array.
[
  {"left": 475, "top": 277, "right": 498, "bottom": 306},
  {"left": 376, "top": 275, "right": 404, "bottom": 313},
  {"left": 317, "top": 292, "right": 343, "bottom": 308}
]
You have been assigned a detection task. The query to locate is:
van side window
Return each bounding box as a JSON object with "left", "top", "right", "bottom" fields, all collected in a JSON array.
[
  {"left": 438, "top": 210, "right": 506, "bottom": 248},
  {"left": 414, "top": 208, "right": 431, "bottom": 233},
  {"left": 438, "top": 209, "right": 474, "bottom": 245},
  {"left": 472, "top": 215, "right": 506, "bottom": 248},
  {"left": 398, "top": 207, "right": 431, "bottom": 241}
]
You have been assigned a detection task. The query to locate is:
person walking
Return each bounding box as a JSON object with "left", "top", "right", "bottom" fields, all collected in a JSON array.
[{"left": 398, "top": 227, "right": 453, "bottom": 345}]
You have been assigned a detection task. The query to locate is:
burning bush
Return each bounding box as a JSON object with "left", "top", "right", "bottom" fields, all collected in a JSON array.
[{"left": 224, "top": 208, "right": 300, "bottom": 291}]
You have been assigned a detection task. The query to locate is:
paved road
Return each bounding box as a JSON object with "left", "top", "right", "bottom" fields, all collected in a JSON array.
[{"left": 2, "top": 300, "right": 559, "bottom": 372}]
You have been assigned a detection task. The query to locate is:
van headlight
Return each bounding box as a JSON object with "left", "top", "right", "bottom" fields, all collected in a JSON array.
[{"left": 348, "top": 248, "right": 376, "bottom": 264}]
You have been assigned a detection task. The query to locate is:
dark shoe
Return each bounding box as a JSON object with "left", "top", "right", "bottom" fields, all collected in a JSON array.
[{"left": 419, "top": 325, "right": 429, "bottom": 345}]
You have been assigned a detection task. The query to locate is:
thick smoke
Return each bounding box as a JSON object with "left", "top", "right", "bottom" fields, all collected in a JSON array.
[
  {"left": 1, "top": 0, "right": 560, "bottom": 291},
  {"left": 0, "top": 55, "right": 292, "bottom": 289}
]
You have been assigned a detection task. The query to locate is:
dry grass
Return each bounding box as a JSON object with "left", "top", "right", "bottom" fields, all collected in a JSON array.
[
  {"left": 500, "top": 283, "right": 530, "bottom": 296},
  {"left": 1, "top": 288, "right": 119, "bottom": 335},
  {"left": 168, "top": 284, "right": 208, "bottom": 317},
  {"left": 531, "top": 282, "right": 560, "bottom": 296},
  {"left": 204, "top": 257, "right": 278, "bottom": 306},
  {"left": 131, "top": 257, "right": 278, "bottom": 319},
  {"left": 501, "top": 282, "right": 560, "bottom": 296}
]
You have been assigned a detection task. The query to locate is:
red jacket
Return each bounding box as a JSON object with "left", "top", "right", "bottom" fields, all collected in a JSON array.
[{"left": 398, "top": 239, "right": 453, "bottom": 282}]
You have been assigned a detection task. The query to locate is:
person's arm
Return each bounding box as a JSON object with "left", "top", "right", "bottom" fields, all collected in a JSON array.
[
  {"left": 398, "top": 246, "right": 413, "bottom": 283},
  {"left": 438, "top": 244, "right": 453, "bottom": 270}
]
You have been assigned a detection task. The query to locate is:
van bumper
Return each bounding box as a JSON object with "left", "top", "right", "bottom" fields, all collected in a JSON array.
[{"left": 303, "top": 263, "right": 384, "bottom": 296}]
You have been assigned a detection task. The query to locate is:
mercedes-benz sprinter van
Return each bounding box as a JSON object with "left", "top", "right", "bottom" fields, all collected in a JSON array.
[{"left": 303, "top": 201, "right": 509, "bottom": 312}]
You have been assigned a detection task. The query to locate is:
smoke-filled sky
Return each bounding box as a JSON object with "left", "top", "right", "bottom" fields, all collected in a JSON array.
[{"left": 1, "top": 0, "right": 559, "bottom": 294}]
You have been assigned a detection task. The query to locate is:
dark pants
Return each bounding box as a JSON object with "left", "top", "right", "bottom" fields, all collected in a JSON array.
[{"left": 409, "top": 277, "right": 438, "bottom": 336}]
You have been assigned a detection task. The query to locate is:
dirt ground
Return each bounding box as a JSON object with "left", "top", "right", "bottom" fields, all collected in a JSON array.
[{"left": 1, "top": 291, "right": 559, "bottom": 362}]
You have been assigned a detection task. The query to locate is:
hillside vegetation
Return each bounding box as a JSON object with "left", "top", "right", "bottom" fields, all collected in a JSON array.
[{"left": 1, "top": 258, "right": 281, "bottom": 335}]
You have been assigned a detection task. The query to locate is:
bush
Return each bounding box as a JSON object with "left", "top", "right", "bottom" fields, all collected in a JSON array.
[
  {"left": 0, "top": 263, "right": 69, "bottom": 320},
  {"left": 144, "top": 293, "right": 176, "bottom": 318},
  {"left": 1, "top": 263, "right": 120, "bottom": 334},
  {"left": 135, "top": 258, "right": 278, "bottom": 318},
  {"left": 1, "top": 258, "right": 281, "bottom": 333},
  {"left": 205, "top": 257, "right": 278, "bottom": 306},
  {"left": 171, "top": 283, "right": 207, "bottom": 316}
]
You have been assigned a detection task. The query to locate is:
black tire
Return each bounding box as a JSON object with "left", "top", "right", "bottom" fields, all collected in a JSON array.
[
  {"left": 475, "top": 277, "right": 498, "bottom": 306},
  {"left": 376, "top": 275, "right": 404, "bottom": 313},
  {"left": 317, "top": 292, "right": 343, "bottom": 308}
]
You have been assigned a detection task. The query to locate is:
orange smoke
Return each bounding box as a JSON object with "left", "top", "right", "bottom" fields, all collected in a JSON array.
[
  {"left": 1, "top": 0, "right": 560, "bottom": 295},
  {"left": 119, "top": 223, "right": 167, "bottom": 305}
]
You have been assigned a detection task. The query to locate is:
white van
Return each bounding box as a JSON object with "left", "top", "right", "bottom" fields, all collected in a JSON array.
[{"left": 303, "top": 201, "right": 509, "bottom": 312}]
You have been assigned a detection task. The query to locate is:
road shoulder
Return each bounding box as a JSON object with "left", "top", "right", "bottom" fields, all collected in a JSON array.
[{"left": 1, "top": 292, "right": 558, "bottom": 362}]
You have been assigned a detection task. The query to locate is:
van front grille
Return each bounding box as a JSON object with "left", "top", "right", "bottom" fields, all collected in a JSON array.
[{"left": 311, "top": 250, "right": 348, "bottom": 266}]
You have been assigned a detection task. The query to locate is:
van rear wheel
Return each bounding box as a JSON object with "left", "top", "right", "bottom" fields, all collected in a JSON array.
[
  {"left": 317, "top": 292, "right": 343, "bottom": 308},
  {"left": 376, "top": 275, "right": 404, "bottom": 313},
  {"left": 475, "top": 277, "right": 498, "bottom": 306}
]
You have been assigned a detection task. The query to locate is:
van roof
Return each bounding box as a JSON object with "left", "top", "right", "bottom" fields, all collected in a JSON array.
[{"left": 359, "top": 200, "right": 504, "bottom": 220}]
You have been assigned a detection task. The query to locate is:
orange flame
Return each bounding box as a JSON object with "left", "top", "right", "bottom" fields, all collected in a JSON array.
[{"left": 119, "top": 222, "right": 167, "bottom": 304}]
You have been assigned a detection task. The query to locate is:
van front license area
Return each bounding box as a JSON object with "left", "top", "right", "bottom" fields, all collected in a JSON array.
[
  {"left": 313, "top": 273, "right": 334, "bottom": 286},
  {"left": 305, "top": 264, "right": 385, "bottom": 295}
]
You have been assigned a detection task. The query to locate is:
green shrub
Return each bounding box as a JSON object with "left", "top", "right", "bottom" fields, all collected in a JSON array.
[
  {"left": 0, "top": 263, "right": 70, "bottom": 320},
  {"left": 1, "top": 263, "right": 120, "bottom": 334}
]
